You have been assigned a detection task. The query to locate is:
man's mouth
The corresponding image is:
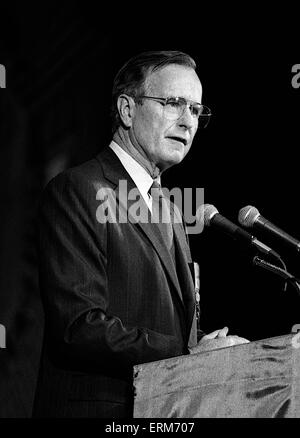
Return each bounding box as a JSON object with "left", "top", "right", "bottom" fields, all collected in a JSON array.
[{"left": 166, "top": 136, "right": 188, "bottom": 146}]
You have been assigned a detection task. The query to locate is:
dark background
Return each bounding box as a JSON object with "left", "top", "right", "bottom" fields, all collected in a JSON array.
[{"left": 0, "top": 2, "right": 299, "bottom": 417}]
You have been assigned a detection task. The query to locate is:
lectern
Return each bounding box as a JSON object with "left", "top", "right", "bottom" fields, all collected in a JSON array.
[{"left": 133, "top": 334, "right": 300, "bottom": 418}]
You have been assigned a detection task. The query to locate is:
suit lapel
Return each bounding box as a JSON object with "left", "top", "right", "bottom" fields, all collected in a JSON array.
[
  {"left": 96, "top": 147, "right": 185, "bottom": 306},
  {"left": 171, "top": 204, "right": 196, "bottom": 339}
]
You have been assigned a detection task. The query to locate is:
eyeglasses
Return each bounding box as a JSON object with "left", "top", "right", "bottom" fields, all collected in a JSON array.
[{"left": 135, "top": 95, "right": 212, "bottom": 128}]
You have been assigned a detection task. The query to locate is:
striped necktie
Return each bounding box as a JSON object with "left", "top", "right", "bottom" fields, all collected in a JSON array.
[{"left": 149, "top": 180, "right": 174, "bottom": 251}]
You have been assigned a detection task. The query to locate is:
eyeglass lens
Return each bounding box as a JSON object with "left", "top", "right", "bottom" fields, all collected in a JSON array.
[{"left": 164, "top": 98, "right": 211, "bottom": 127}]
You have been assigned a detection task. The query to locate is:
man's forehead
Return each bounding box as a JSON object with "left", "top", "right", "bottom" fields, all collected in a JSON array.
[{"left": 145, "top": 64, "right": 202, "bottom": 98}]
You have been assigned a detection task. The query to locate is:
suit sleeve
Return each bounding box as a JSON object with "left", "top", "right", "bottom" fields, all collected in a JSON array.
[{"left": 39, "top": 170, "right": 187, "bottom": 377}]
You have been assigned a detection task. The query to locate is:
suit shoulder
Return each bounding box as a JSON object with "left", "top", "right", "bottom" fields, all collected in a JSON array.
[{"left": 44, "top": 155, "right": 107, "bottom": 195}]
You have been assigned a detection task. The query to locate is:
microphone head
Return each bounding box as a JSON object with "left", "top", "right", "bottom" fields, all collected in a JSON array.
[
  {"left": 203, "top": 204, "right": 219, "bottom": 227},
  {"left": 238, "top": 205, "right": 260, "bottom": 228}
]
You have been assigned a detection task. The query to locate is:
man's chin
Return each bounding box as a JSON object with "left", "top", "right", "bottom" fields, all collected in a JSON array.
[{"left": 159, "top": 151, "right": 185, "bottom": 171}]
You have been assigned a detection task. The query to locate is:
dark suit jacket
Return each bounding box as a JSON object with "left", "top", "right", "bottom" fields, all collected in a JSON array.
[{"left": 33, "top": 146, "right": 198, "bottom": 418}]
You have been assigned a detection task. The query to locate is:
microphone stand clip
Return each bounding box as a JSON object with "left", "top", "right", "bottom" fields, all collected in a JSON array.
[{"left": 253, "top": 256, "right": 300, "bottom": 296}]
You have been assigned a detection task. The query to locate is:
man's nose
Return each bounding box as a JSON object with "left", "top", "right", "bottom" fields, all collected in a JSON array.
[{"left": 178, "top": 105, "right": 195, "bottom": 129}]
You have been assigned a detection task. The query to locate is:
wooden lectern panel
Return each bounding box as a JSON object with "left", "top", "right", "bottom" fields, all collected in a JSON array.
[{"left": 133, "top": 334, "right": 300, "bottom": 418}]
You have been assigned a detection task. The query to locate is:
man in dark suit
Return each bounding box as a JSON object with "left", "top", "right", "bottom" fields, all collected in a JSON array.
[{"left": 33, "top": 51, "right": 248, "bottom": 418}]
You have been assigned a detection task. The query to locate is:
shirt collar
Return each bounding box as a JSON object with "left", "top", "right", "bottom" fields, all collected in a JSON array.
[{"left": 109, "top": 141, "right": 160, "bottom": 204}]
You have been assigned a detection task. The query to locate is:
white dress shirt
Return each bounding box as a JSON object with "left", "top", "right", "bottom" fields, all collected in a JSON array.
[{"left": 109, "top": 141, "right": 160, "bottom": 212}]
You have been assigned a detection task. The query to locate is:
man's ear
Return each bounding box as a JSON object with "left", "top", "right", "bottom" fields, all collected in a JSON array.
[{"left": 117, "top": 94, "right": 136, "bottom": 128}]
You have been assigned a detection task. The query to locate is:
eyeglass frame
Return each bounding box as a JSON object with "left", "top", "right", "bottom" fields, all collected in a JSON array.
[{"left": 132, "top": 95, "right": 212, "bottom": 124}]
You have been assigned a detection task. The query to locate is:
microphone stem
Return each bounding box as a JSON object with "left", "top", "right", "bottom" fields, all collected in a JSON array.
[{"left": 253, "top": 256, "right": 300, "bottom": 297}]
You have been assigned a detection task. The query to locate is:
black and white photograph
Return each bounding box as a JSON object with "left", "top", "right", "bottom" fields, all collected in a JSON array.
[{"left": 1, "top": 2, "right": 300, "bottom": 423}]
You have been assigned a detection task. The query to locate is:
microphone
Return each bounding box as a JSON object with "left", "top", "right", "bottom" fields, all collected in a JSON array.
[
  {"left": 203, "top": 204, "right": 280, "bottom": 259},
  {"left": 238, "top": 206, "right": 300, "bottom": 253}
]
